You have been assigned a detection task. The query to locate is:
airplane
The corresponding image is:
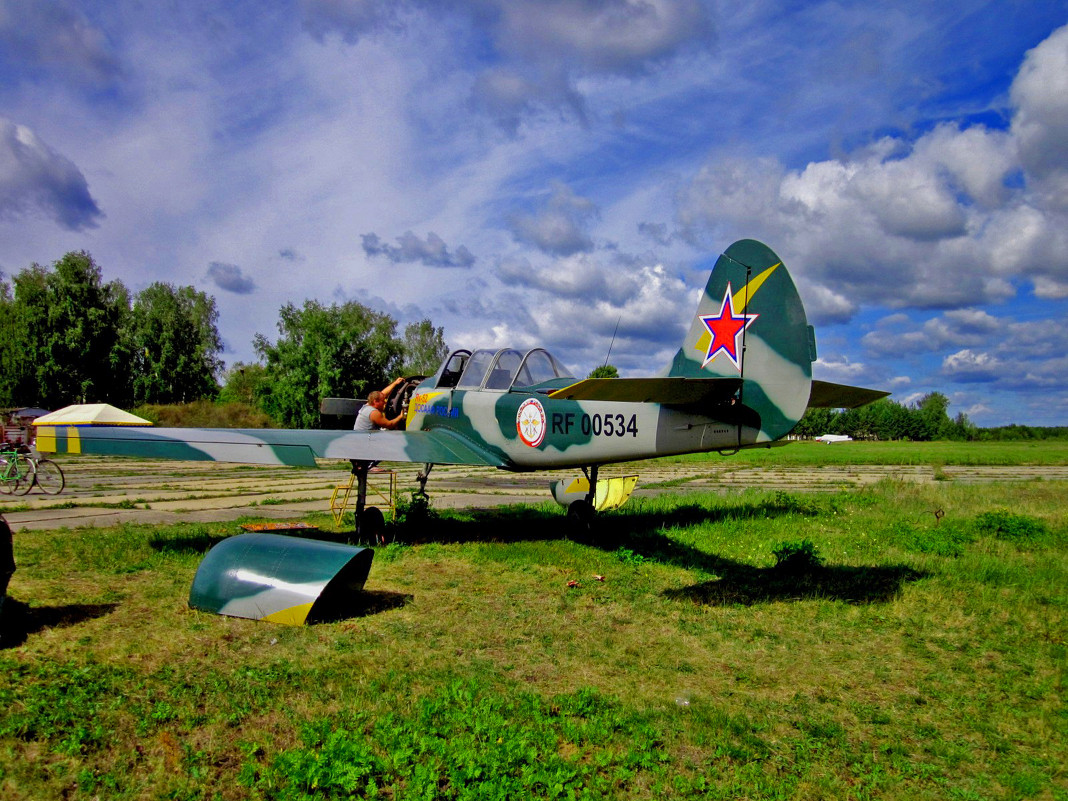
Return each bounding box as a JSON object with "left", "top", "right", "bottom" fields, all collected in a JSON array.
[
  {"left": 814, "top": 434, "right": 854, "bottom": 444},
  {"left": 35, "top": 239, "right": 887, "bottom": 540}
]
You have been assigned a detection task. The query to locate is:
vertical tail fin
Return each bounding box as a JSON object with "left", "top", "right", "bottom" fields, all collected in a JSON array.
[{"left": 668, "top": 240, "right": 813, "bottom": 442}]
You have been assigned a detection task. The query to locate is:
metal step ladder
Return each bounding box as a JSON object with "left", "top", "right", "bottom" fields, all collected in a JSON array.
[{"left": 330, "top": 468, "right": 397, "bottom": 526}]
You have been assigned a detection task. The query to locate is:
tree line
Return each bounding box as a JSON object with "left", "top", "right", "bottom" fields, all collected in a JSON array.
[
  {"left": 792, "top": 392, "right": 1068, "bottom": 441},
  {"left": 0, "top": 251, "right": 447, "bottom": 427}
]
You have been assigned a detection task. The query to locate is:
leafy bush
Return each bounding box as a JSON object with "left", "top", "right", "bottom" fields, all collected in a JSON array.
[
  {"left": 394, "top": 491, "right": 435, "bottom": 528},
  {"left": 894, "top": 520, "right": 976, "bottom": 558},
  {"left": 772, "top": 539, "right": 823, "bottom": 573},
  {"left": 614, "top": 547, "right": 647, "bottom": 567},
  {"left": 972, "top": 508, "right": 1050, "bottom": 545}
]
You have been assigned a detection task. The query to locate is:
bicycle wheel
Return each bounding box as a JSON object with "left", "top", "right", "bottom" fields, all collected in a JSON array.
[
  {"left": 0, "top": 454, "right": 14, "bottom": 494},
  {"left": 12, "top": 455, "right": 35, "bottom": 495},
  {"left": 33, "top": 458, "right": 65, "bottom": 495}
]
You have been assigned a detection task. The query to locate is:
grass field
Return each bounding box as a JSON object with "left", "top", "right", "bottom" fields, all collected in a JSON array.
[{"left": 1, "top": 443, "right": 1066, "bottom": 800}]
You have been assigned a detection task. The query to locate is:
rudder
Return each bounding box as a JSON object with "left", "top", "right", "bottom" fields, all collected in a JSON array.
[{"left": 667, "top": 239, "right": 813, "bottom": 442}]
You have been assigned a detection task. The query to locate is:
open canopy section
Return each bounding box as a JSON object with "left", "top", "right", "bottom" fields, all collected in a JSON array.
[
  {"left": 431, "top": 347, "right": 574, "bottom": 392},
  {"left": 32, "top": 404, "right": 152, "bottom": 426}
]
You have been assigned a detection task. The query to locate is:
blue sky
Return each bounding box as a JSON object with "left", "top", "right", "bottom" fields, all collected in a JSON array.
[{"left": 2, "top": 1, "right": 1067, "bottom": 425}]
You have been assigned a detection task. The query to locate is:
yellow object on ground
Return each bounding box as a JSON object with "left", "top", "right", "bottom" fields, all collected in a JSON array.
[{"left": 551, "top": 474, "right": 638, "bottom": 511}]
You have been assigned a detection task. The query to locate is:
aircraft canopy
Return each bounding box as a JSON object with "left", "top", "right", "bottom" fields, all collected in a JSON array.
[{"left": 438, "top": 347, "right": 573, "bottom": 392}]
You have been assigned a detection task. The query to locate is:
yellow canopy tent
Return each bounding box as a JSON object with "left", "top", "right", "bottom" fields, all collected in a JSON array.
[
  {"left": 32, "top": 404, "right": 152, "bottom": 426},
  {"left": 32, "top": 405, "right": 152, "bottom": 453}
]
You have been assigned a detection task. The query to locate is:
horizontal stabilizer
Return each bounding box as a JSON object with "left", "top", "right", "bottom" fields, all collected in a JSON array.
[
  {"left": 548, "top": 377, "right": 742, "bottom": 406},
  {"left": 808, "top": 380, "right": 889, "bottom": 409}
]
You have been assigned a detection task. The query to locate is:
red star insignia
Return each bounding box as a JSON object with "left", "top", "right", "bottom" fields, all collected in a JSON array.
[{"left": 699, "top": 283, "right": 758, "bottom": 370}]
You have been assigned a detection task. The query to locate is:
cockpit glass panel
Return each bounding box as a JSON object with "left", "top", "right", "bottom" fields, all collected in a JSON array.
[
  {"left": 455, "top": 349, "right": 496, "bottom": 389},
  {"left": 434, "top": 349, "right": 469, "bottom": 389},
  {"left": 513, "top": 349, "right": 567, "bottom": 386},
  {"left": 512, "top": 349, "right": 575, "bottom": 388},
  {"left": 484, "top": 349, "right": 523, "bottom": 390}
]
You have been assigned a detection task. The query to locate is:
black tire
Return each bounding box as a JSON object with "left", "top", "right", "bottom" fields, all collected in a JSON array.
[
  {"left": 358, "top": 506, "right": 386, "bottom": 545},
  {"left": 33, "top": 459, "right": 65, "bottom": 495},
  {"left": 566, "top": 499, "right": 595, "bottom": 538},
  {"left": 11, "top": 456, "right": 35, "bottom": 496},
  {"left": 0, "top": 453, "right": 18, "bottom": 494}
]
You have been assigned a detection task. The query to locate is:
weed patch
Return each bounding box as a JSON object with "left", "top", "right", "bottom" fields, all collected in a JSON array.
[
  {"left": 772, "top": 539, "right": 823, "bottom": 573},
  {"left": 240, "top": 682, "right": 664, "bottom": 799},
  {"left": 973, "top": 507, "right": 1051, "bottom": 546},
  {"left": 895, "top": 520, "right": 977, "bottom": 558}
]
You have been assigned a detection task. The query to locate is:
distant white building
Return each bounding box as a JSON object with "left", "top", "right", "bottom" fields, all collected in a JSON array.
[{"left": 814, "top": 433, "right": 853, "bottom": 443}]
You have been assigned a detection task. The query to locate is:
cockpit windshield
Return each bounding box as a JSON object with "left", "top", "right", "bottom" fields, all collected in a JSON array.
[
  {"left": 512, "top": 349, "right": 572, "bottom": 388},
  {"left": 455, "top": 349, "right": 497, "bottom": 389},
  {"left": 439, "top": 347, "right": 574, "bottom": 391}
]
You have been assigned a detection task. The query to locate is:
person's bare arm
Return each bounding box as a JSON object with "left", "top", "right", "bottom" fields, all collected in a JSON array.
[
  {"left": 368, "top": 407, "right": 405, "bottom": 429},
  {"left": 380, "top": 376, "right": 405, "bottom": 401}
]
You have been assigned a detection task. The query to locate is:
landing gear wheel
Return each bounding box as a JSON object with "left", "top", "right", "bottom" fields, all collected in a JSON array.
[
  {"left": 358, "top": 506, "right": 386, "bottom": 545},
  {"left": 566, "top": 499, "right": 595, "bottom": 537}
]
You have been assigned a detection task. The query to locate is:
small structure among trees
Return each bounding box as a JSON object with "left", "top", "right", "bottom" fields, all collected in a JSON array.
[{"left": 792, "top": 393, "right": 977, "bottom": 441}]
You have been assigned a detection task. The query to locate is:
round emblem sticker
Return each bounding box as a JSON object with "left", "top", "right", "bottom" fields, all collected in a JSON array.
[{"left": 516, "top": 398, "right": 547, "bottom": 448}]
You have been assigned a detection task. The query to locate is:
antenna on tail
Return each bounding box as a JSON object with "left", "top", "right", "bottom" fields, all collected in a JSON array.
[{"left": 603, "top": 314, "right": 622, "bottom": 369}]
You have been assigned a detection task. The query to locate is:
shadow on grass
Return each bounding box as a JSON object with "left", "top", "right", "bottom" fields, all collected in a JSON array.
[
  {"left": 663, "top": 563, "right": 927, "bottom": 606},
  {"left": 308, "top": 589, "right": 414, "bottom": 623},
  {"left": 393, "top": 499, "right": 816, "bottom": 545},
  {"left": 149, "top": 524, "right": 368, "bottom": 555},
  {"left": 149, "top": 531, "right": 230, "bottom": 554},
  {"left": 391, "top": 501, "right": 929, "bottom": 606},
  {"left": 0, "top": 597, "right": 118, "bottom": 649},
  {"left": 145, "top": 498, "right": 927, "bottom": 612}
]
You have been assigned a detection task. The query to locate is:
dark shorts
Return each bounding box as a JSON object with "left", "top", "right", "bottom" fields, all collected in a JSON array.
[{"left": 0, "top": 517, "right": 13, "bottom": 598}]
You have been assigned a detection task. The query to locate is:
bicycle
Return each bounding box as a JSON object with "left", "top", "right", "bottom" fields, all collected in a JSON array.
[
  {"left": 0, "top": 446, "right": 35, "bottom": 496},
  {"left": 29, "top": 456, "right": 65, "bottom": 495}
]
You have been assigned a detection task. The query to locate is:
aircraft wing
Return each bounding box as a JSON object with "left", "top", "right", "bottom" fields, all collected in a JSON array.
[
  {"left": 34, "top": 425, "right": 508, "bottom": 468},
  {"left": 807, "top": 380, "right": 890, "bottom": 409},
  {"left": 548, "top": 377, "right": 742, "bottom": 406}
]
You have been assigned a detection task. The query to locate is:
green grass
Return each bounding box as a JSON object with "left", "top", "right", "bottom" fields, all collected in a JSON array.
[
  {"left": 1, "top": 462, "right": 1067, "bottom": 799},
  {"left": 665, "top": 439, "right": 1068, "bottom": 466}
]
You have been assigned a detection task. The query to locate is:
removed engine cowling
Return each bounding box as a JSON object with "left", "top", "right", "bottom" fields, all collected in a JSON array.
[{"left": 189, "top": 532, "right": 374, "bottom": 625}]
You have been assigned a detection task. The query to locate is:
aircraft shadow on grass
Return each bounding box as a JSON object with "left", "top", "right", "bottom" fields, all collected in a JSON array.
[
  {"left": 387, "top": 501, "right": 929, "bottom": 607},
  {"left": 141, "top": 498, "right": 927, "bottom": 619},
  {"left": 0, "top": 598, "right": 119, "bottom": 649}
]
